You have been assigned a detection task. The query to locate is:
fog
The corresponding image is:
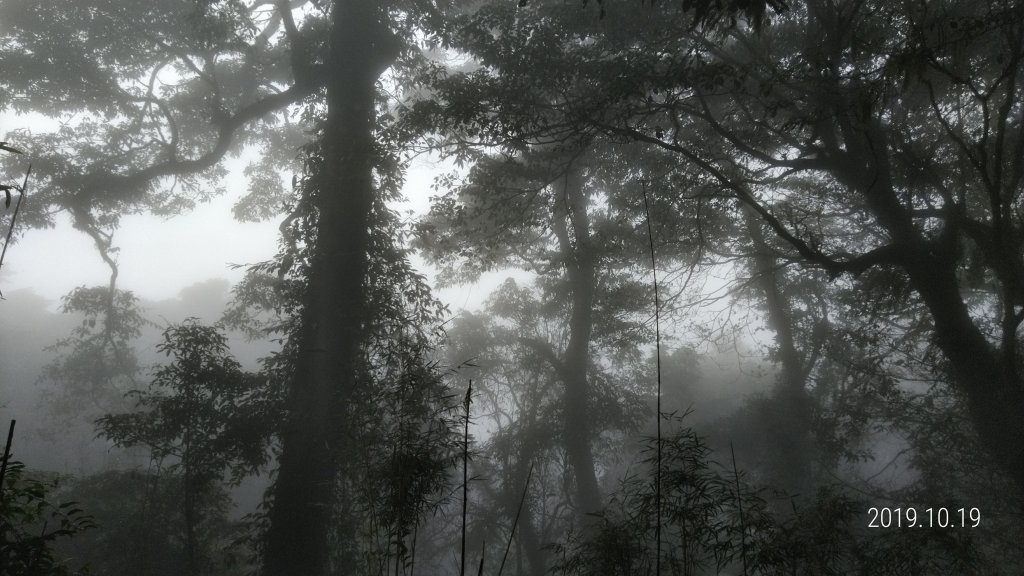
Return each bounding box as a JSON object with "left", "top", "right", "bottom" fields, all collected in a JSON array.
[{"left": 2, "top": 1, "right": 1023, "bottom": 575}]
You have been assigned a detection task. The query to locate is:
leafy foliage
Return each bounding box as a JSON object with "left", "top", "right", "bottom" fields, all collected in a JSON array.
[
  {"left": 222, "top": 135, "right": 462, "bottom": 573},
  {"left": 551, "top": 417, "right": 1016, "bottom": 576},
  {"left": 42, "top": 286, "right": 148, "bottom": 419},
  {"left": 52, "top": 469, "right": 251, "bottom": 576},
  {"left": 0, "top": 460, "right": 95, "bottom": 576},
  {"left": 97, "top": 319, "right": 271, "bottom": 484},
  {"left": 96, "top": 319, "right": 272, "bottom": 574}
]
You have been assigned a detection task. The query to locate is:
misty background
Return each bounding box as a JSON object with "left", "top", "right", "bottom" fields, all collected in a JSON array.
[{"left": 2, "top": 0, "right": 1023, "bottom": 575}]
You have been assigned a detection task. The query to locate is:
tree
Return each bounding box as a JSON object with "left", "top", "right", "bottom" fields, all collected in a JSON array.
[
  {"left": 43, "top": 286, "right": 148, "bottom": 420},
  {"left": 415, "top": 142, "right": 675, "bottom": 524},
  {"left": 97, "top": 319, "right": 269, "bottom": 575},
  {"left": 259, "top": 1, "right": 398, "bottom": 571},
  {"left": 404, "top": 0, "right": 1024, "bottom": 503},
  {"left": 578, "top": 0, "right": 1024, "bottom": 498},
  {"left": 438, "top": 277, "right": 652, "bottom": 573},
  {"left": 1, "top": 2, "right": 453, "bottom": 574}
]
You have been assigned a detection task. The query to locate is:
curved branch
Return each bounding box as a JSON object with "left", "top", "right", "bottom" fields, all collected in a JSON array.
[{"left": 87, "top": 79, "right": 321, "bottom": 198}]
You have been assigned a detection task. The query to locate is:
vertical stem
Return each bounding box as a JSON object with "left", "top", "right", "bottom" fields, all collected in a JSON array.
[
  {"left": 0, "top": 164, "right": 31, "bottom": 290},
  {"left": 498, "top": 462, "right": 535, "bottom": 576},
  {"left": 409, "top": 505, "right": 419, "bottom": 576},
  {"left": 461, "top": 380, "right": 473, "bottom": 576},
  {"left": 0, "top": 420, "right": 16, "bottom": 499},
  {"left": 731, "top": 442, "right": 748, "bottom": 576},
  {"left": 184, "top": 371, "right": 196, "bottom": 575},
  {"left": 642, "top": 183, "right": 662, "bottom": 575}
]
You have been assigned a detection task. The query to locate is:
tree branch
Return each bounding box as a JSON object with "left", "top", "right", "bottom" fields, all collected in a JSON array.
[
  {"left": 594, "top": 121, "right": 903, "bottom": 277},
  {"left": 81, "top": 79, "right": 321, "bottom": 199}
]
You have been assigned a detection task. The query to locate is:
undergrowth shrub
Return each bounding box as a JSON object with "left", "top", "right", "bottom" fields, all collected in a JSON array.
[
  {"left": 551, "top": 416, "right": 1015, "bottom": 576},
  {"left": 0, "top": 460, "right": 94, "bottom": 575}
]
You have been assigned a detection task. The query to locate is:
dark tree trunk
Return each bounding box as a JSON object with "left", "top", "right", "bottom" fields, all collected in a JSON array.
[
  {"left": 744, "top": 207, "right": 802, "bottom": 393},
  {"left": 262, "top": 1, "right": 398, "bottom": 574},
  {"left": 838, "top": 117, "right": 1024, "bottom": 501},
  {"left": 743, "top": 206, "right": 816, "bottom": 493},
  {"left": 517, "top": 499, "right": 546, "bottom": 576},
  {"left": 901, "top": 240, "right": 1024, "bottom": 500},
  {"left": 551, "top": 167, "right": 603, "bottom": 520},
  {"left": 520, "top": 404, "right": 547, "bottom": 576}
]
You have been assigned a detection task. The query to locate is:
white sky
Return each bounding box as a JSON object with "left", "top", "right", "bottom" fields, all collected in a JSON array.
[
  {"left": 0, "top": 149, "right": 491, "bottom": 314},
  {"left": 2, "top": 188, "right": 279, "bottom": 303}
]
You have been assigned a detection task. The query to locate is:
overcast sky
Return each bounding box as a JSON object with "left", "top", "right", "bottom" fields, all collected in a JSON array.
[
  {"left": 0, "top": 153, "right": 466, "bottom": 309},
  {"left": 0, "top": 117, "right": 285, "bottom": 305}
]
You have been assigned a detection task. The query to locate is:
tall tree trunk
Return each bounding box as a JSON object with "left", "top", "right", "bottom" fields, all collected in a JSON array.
[
  {"left": 551, "top": 166, "right": 603, "bottom": 520},
  {"left": 743, "top": 206, "right": 816, "bottom": 494},
  {"left": 839, "top": 118, "right": 1024, "bottom": 500},
  {"left": 517, "top": 499, "right": 546, "bottom": 576},
  {"left": 516, "top": 399, "right": 547, "bottom": 576},
  {"left": 262, "top": 1, "right": 397, "bottom": 574}
]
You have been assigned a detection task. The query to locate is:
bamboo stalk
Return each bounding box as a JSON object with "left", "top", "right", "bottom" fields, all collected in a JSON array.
[
  {"left": 642, "top": 183, "right": 663, "bottom": 575},
  {"left": 460, "top": 380, "right": 473, "bottom": 576},
  {"left": 731, "top": 442, "right": 748, "bottom": 576}
]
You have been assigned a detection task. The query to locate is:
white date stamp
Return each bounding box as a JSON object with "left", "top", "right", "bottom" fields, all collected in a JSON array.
[{"left": 867, "top": 507, "right": 981, "bottom": 528}]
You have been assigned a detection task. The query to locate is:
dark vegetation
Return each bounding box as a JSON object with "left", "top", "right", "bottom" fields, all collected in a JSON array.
[{"left": 2, "top": 0, "right": 1024, "bottom": 574}]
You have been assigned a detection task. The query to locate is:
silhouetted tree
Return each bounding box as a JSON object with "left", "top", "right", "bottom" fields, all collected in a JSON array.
[{"left": 98, "top": 319, "right": 269, "bottom": 575}]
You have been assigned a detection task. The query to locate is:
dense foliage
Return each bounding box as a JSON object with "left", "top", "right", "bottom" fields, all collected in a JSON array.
[{"left": 0, "top": 460, "right": 95, "bottom": 576}]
